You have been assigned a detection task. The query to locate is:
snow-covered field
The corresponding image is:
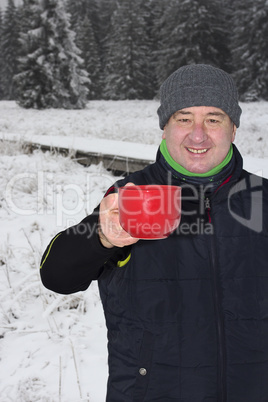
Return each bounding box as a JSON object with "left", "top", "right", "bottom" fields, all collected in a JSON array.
[
  {"left": 1, "top": 100, "right": 268, "bottom": 158},
  {"left": 0, "top": 100, "right": 267, "bottom": 402}
]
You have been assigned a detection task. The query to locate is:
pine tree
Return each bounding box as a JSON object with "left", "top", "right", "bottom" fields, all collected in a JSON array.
[
  {"left": 0, "top": 10, "right": 4, "bottom": 99},
  {"left": 66, "top": 0, "right": 103, "bottom": 99},
  {"left": 136, "top": 0, "right": 161, "bottom": 99},
  {"left": 75, "top": 15, "right": 102, "bottom": 99},
  {"left": 231, "top": 0, "right": 268, "bottom": 100},
  {"left": 154, "top": 0, "right": 231, "bottom": 87},
  {"left": 146, "top": 0, "right": 168, "bottom": 98},
  {"left": 17, "top": 0, "right": 37, "bottom": 35},
  {"left": 96, "top": 0, "right": 117, "bottom": 61},
  {"left": 95, "top": 0, "right": 117, "bottom": 97},
  {"left": 103, "top": 0, "right": 151, "bottom": 100},
  {"left": 81, "top": 0, "right": 104, "bottom": 50},
  {"left": 66, "top": 0, "right": 90, "bottom": 29},
  {"left": 66, "top": 0, "right": 102, "bottom": 53},
  {"left": 14, "top": 0, "right": 90, "bottom": 109},
  {"left": 1, "top": 0, "right": 20, "bottom": 99}
]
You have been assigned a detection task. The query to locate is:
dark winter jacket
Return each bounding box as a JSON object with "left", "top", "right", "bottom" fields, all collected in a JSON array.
[{"left": 40, "top": 145, "right": 268, "bottom": 401}]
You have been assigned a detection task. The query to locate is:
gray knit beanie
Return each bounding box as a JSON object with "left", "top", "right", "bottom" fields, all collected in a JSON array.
[{"left": 157, "top": 64, "right": 242, "bottom": 129}]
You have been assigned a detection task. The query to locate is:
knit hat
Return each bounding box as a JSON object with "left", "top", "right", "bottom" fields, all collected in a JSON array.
[{"left": 157, "top": 64, "right": 242, "bottom": 129}]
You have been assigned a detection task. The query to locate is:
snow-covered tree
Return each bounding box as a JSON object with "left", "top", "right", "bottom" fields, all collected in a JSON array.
[
  {"left": 14, "top": 0, "right": 89, "bottom": 109},
  {"left": 154, "top": 0, "right": 231, "bottom": 87},
  {"left": 93, "top": 0, "right": 117, "bottom": 98},
  {"left": 0, "top": 10, "right": 4, "bottom": 99},
  {"left": 1, "top": 0, "right": 20, "bottom": 99},
  {"left": 231, "top": 0, "right": 268, "bottom": 100},
  {"left": 17, "top": 0, "right": 36, "bottom": 35},
  {"left": 137, "top": 0, "right": 163, "bottom": 99},
  {"left": 103, "top": 0, "right": 152, "bottom": 100},
  {"left": 96, "top": 0, "right": 117, "bottom": 59},
  {"left": 66, "top": 0, "right": 90, "bottom": 29},
  {"left": 74, "top": 15, "right": 101, "bottom": 99},
  {"left": 146, "top": 0, "right": 168, "bottom": 98},
  {"left": 1, "top": 0, "right": 266, "bottom": 103}
]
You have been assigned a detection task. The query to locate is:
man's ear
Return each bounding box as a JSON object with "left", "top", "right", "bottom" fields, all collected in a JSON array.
[{"left": 232, "top": 124, "right": 237, "bottom": 142}]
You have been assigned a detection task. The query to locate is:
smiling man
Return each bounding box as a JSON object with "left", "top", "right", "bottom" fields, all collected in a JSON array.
[
  {"left": 157, "top": 64, "right": 240, "bottom": 178},
  {"left": 41, "top": 64, "right": 268, "bottom": 401},
  {"left": 162, "top": 106, "right": 236, "bottom": 174}
]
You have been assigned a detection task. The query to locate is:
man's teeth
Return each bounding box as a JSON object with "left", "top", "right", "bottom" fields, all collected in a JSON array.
[{"left": 187, "top": 148, "right": 208, "bottom": 154}]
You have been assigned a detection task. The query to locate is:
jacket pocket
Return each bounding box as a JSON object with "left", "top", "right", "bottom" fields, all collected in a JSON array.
[{"left": 133, "top": 330, "right": 154, "bottom": 401}]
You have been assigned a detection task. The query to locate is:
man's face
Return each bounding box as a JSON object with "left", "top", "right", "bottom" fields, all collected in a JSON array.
[{"left": 162, "top": 106, "right": 236, "bottom": 174}]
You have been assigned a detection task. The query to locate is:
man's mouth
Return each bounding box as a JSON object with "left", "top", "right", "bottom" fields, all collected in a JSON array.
[{"left": 187, "top": 147, "right": 209, "bottom": 154}]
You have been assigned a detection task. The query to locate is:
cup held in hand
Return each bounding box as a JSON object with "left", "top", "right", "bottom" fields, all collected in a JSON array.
[{"left": 118, "top": 185, "right": 181, "bottom": 239}]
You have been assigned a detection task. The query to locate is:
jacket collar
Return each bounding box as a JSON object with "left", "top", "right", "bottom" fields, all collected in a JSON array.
[{"left": 153, "top": 144, "right": 244, "bottom": 201}]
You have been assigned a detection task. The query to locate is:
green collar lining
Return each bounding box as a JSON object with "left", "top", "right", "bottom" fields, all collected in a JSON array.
[{"left": 160, "top": 140, "right": 233, "bottom": 177}]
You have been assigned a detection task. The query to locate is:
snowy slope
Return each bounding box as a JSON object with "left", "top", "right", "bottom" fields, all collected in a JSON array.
[{"left": 0, "top": 100, "right": 267, "bottom": 402}]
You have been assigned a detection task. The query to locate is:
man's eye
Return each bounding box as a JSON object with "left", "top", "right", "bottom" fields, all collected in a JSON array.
[
  {"left": 178, "top": 119, "right": 190, "bottom": 123},
  {"left": 208, "top": 119, "right": 219, "bottom": 124}
]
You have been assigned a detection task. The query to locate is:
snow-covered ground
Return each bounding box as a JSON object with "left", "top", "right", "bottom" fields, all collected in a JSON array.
[
  {"left": 0, "top": 100, "right": 267, "bottom": 402},
  {"left": 1, "top": 100, "right": 268, "bottom": 157}
]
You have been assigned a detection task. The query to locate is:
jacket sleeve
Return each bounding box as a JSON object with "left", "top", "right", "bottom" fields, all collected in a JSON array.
[{"left": 40, "top": 207, "right": 119, "bottom": 294}]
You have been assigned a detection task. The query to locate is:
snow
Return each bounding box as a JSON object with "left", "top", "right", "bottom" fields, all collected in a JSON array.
[
  {"left": 0, "top": 100, "right": 268, "bottom": 401},
  {"left": 0, "top": 133, "right": 158, "bottom": 162}
]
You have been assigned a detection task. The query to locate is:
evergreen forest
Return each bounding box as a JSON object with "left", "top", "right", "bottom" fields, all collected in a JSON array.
[{"left": 0, "top": 0, "right": 267, "bottom": 109}]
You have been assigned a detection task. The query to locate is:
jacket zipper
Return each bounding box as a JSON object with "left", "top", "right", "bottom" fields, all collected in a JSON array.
[{"left": 205, "top": 197, "right": 226, "bottom": 402}]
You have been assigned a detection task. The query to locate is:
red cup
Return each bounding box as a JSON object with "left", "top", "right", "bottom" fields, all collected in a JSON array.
[{"left": 118, "top": 185, "right": 181, "bottom": 239}]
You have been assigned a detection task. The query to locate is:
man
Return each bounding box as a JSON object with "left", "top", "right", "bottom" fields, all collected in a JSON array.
[{"left": 40, "top": 64, "right": 268, "bottom": 401}]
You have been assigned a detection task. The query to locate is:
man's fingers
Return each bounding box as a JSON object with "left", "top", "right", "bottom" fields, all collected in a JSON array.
[
  {"left": 100, "top": 193, "right": 119, "bottom": 214},
  {"left": 124, "top": 182, "right": 135, "bottom": 187},
  {"left": 98, "top": 184, "right": 140, "bottom": 248}
]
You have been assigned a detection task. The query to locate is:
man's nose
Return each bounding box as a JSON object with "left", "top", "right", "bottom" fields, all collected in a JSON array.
[{"left": 188, "top": 123, "right": 208, "bottom": 143}]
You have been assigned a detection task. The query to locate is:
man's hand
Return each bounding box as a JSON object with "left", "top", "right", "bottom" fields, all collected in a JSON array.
[{"left": 99, "top": 184, "right": 139, "bottom": 248}]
